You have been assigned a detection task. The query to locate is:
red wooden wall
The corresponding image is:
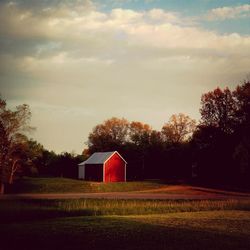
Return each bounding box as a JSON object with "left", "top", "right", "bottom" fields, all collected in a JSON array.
[{"left": 104, "top": 152, "right": 126, "bottom": 182}]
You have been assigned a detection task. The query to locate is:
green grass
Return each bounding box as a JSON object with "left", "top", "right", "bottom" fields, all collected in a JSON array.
[
  {"left": 1, "top": 198, "right": 250, "bottom": 222},
  {"left": 1, "top": 198, "right": 250, "bottom": 249},
  {"left": 1, "top": 211, "right": 250, "bottom": 250},
  {"left": 3, "top": 178, "right": 250, "bottom": 250},
  {"left": 7, "top": 177, "right": 166, "bottom": 194}
]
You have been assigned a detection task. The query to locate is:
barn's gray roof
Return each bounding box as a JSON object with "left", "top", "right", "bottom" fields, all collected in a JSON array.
[{"left": 78, "top": 151, "right": 127, "bottom": 166}]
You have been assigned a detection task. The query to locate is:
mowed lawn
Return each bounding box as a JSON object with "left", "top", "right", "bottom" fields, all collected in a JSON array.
[
  {"left": 1, "top": 199, "right": 250, "bottom": 250},
  {"left": 6, "top": 177, "right": 234, "bottom": 195},
  {"left": 6, "top": 177, "right": 167, "bottom": 193}
]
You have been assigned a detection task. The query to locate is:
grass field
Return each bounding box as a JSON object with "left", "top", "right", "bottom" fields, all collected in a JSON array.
[
  {"left": 2, "top": 179, "right": 250, "bottom": 250},
  {"left": 7, "top": 177, "right": 167, "bottom": 193},
  {"left": 1, "top": 199, "right": 250, "bottom": 249},
  {"left": 7, "top": 177, "right": 249, "bottom": 198},
  {"left": 1, "top": 199, "right": 250, "bottom": 222}
]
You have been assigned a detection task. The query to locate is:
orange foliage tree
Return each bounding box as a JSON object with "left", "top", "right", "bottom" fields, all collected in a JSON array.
[{"left": 161, "top": 113, "right": 196, "bottom": 144}]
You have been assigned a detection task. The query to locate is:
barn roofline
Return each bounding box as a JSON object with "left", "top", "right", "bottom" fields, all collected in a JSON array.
[
  {"left": 78, "top": 151, "right": 127, "bottom": 166},
  {"left": 103, "top": 151, "right": 127, "bottom": 164}
]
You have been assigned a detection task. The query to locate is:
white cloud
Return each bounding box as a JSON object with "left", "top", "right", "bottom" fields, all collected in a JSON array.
[
  {"left": 1, "top": 3, "right": 249, "bottom": 52},
  {"left": 111, "top": 8, "right": 143, "bottom": 21},
  {"left": 147, "top": 8, "right": 179, "bottom": 23},
  {"left": 206, "top": 4, "right": 250, "bottom": 20},
  {"left": 1, "top": 1, "right": 250, "bottom": 152}
]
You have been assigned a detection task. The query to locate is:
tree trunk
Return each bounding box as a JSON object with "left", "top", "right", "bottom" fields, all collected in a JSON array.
[
  {"left": 9, "top": 159, "right": 18, "bottom": 185},
  {"left": 9, "top": 173, "right": 14, "bottom": 185},
  {"left": 0, "top": 182, "right": 4, "bottom": 195}
]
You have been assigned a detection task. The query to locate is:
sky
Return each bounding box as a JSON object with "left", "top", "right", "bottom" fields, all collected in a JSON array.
[{"left": 0, "top": 0, "right": 250, "bottom": 154}]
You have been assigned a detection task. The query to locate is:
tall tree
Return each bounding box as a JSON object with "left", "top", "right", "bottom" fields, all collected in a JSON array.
[
  {"left": 0, "top": 96, "right": 33, "bottom": 194},
  {"left": 129, "top": 121, "right": 152, "bottom": 146},
  {"left": 128, "top": 121, "right": 152, "bottom": 178},
  {"left": 161, "top": 113, "right": 196, "bottom": 144},
  {"left": 193, "top": 82, "right": 250, "bottom": 186},
  {"left": 23, "top": 139, "right": 44, "bottom": 176},
  {"left": 87, "top": 117, "right": 129, "bottom": 153},
  {"left": 234, "top": 81, "right": 250, "bottom": 127},
  {"left": 232, "top": 81, "right": 250, "bottom": 184},
  {"left": 200, "top": 87, "right": 237, "bottom": 134}
]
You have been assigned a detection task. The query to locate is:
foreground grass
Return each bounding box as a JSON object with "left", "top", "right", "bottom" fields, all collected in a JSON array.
[
  {"left": 1, "top": 211, "right": 250, "bottom": 250},
  {"left": 1, "top": 199, "right": 250, "bottom": 249},
  {"left": 7, "top": 177, "right": 166, "bottom": 193},
  {"left": 1, "top": 198, "right": 250, "bottom": 222}
]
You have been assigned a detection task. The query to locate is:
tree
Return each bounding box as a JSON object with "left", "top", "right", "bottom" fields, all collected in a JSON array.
[
  {"left": 232, "top": 81, "right": 250, "bottom": 185},
  {"left": 129, "top": 121, "right": 152, "bottom": 149},
  {"left": 234, "top": 81, "right": 250, "bottom": 127},
  {"left": 128, "top": 121, "right": 152, "bottom": 179},
  {"left": 0, "top": 96, "right": 33, "bottom": 194},
  {"left": 23, "top": 139, "right": 44, "bottom": 176},
  {"left": 87, "top": 117, "right": 129, "bottom": 153},
  {"left": 37, "top": 149, "right": 58, "bottom": 176},
  {"left": 200, "top": 87, "right": 237, "bottom": 134},
  {"left": 193, "top": 87, "right": 237, "bottom": 184},
  {"left": 86, "top": 116, "right": 196, "bottom": 180},
  {"left": 161, "top": 113, "right": 196, "bottom": 144},
  {"left": 192, "top": 81, "right": 250, "bottom": 186},
  {"left": 191, "top": 124, "right": 232, "bottom": 183},
  {"left": 6, "top": 134, "right": 29, "bottom": 184},
  {"left": 233, "top": 138, "right": 250, "bottom": 177}
]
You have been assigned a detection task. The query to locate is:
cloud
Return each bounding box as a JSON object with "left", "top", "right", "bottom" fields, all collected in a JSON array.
[
  {"left": 206, "top": 4, "right": 250, "bottom": 20},
  {"left": 1, "top": 3, "right": 249, "bottom": 55},
  {"left": 0, "top": 1, "right": 250, "bottom": 152}
]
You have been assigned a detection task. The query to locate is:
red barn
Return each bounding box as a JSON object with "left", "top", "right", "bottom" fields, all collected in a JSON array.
[{"left": 78, "top": 151, "right": 127, "bottom": 182}]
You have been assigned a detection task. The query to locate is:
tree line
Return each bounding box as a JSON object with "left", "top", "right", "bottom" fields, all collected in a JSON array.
[
  {"left": 86, "top": 114, "right": 196, "bottom": 180},
  {"left": 0, "top": 80, "right": 250, "bottom": 193},
  {"left": 0, "top": 99, "right": 84, "bottom": 193},
  {"left": 86, "top": 80, "right": 250, "bottom": 187},
  {"left": 193, "top": 82, "right": 250, "bottom": 187}
]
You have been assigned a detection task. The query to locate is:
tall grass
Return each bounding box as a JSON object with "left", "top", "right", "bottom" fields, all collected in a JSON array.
[
  {"left": 1, "top": 199, "right": 250, "bottom": 222},
  {"left": 55, "top": 199, "right": 250, "bottom": 215}
]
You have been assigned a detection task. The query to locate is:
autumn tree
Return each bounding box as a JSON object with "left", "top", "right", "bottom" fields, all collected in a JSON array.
[
  {"left": 87, "top": 117, "right": 129, "bottom": 153},
  {"left": 129, "top": 121, "right": 152, "bottom": 146},
  {"left": 0, "top": 97, "right": 33, "bottom": 194},
  {"left": 161, "top": 113, "right": 196, "bottom": 144}
]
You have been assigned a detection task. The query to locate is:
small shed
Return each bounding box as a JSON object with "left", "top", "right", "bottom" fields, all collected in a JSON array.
[{"left": 78, "top": 151, "right": 127, "bottom": 182}]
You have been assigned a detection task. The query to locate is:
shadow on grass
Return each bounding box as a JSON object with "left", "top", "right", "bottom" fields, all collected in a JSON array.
[
  {"left": 0, "top": 199, "right": 94, "bottom": 223},
  {"left": 0, "top": 215, "right": 249, "bottom": 250}
]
